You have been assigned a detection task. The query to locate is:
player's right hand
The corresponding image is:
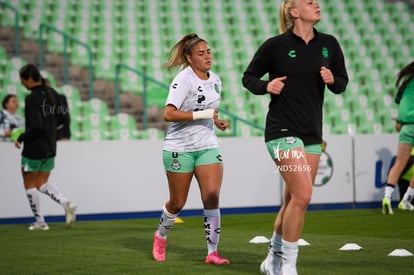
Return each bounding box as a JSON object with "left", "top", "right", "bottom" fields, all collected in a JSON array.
[{"left": 267, "top": 76, "right": 287, "bottom": 95}]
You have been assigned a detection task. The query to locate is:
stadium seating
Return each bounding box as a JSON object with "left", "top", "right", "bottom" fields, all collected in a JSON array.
[
  {"left": 136, "top": 128, "right": 165, "bottom": 140},
  {"left": 1, "top": 0, "right": 413, "bottom": 138},
  {"left": 109, "top": 112, "right": 139, "bottom": 140}
]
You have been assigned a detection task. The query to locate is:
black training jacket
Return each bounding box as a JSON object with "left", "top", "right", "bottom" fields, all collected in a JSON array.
[
  {"left": 242, "top": 28, "right": 349, "bottom": 145},
  {"left": 18, "top": 85, "right": 59, "bottom": 159}
]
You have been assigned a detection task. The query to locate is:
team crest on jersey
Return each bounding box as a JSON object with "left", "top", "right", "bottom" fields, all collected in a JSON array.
[
  {"left": 214, "top": 84, "right": 220, "bottom": 94},
  {"left": 285, "top": 137, "right": 296, "bottom": 144},
  {"left": 322, "top": 47, "right": 329, "bottom": 59},
  {"left": 171, "top": 159, "right": 181, "bottom": 170}
]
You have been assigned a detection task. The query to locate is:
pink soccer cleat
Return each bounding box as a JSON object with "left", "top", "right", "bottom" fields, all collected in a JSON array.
[
  {"left": 205, "top": 251, "right": 230, "bottom": 265},
  {"left": 152, "top": 231, "right": 167, "bottom": 261}
]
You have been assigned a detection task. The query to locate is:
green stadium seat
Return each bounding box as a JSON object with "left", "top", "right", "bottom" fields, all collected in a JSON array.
[
  {"left": 15, "top": 86, "right": 30, "bottom": 105},
  {"left": 136, "top": 128, "right": 165, "bottom": 140},
  {"left": 109, "top": 113, "right": 138, "bottom": 140},
  {"left": 82, "top": 98, "right": 110, "bottom": 117},
  {"left": 330, "top": 122, "right": 349, "bottom": 135},
  {"left": 69, "top": 120, "right": 83, "bottom": 141},
  {"left": 0, "top": 4, "right": 17, "bottom": 27},
  {"left": 381, "top": 119, "right": 397, "bottom": 134},
  {"left": 40, "top": 70, "right": 57, "bottom": 87},
  {"left": 3, "top": 71, "right": 22, "bottom": 92},
  {"left": 82, "top": 129, "right": 111, "bottom": 142},
  {"left": 355, "top": 108, "right": 379, "bottom": 134},
  {"left": 5, "top": 57, "right": 27, "bottom": 72},
  {"left": 60, "top": 84, "right": 81, "bottom": 104},
  {"left": 119, "top": 69, "right": 143, "bottom": 94},
  {"left": 378, "top": 107, "right": 399, "bottom": 123},
  {"left": 70, "top": 45, "right": 91, "bottom": 67},
  {"left": 69, "top": 104, "right": 83, "bottom": 126},
  {"left": 0, "top": 45, "right": 7, "bottom": 69},
  {"left": 328, "top": 108, "right": 352, "bottom": 128},
  {"left": 58, "top": 84, "right": 82, "bottom": 122},
  {"left": 0, "top": 89, "right": 5, "bottom": 103},
  {"left": 358, "top": 123, "right": 384, "bottom": 134},
  {"left": 82, "top": 112, "right": 109, "bottom": 130},
  {"left": 2, "top": 79, "right": 29, "bottom": 108},
  {"left": 147, "top": 85, "right": 168, "bottom": 108},
  {"left": 111, "top": 128, "right": 139, "bottom": 141},
  {"left": 375, "top": 94, "right": 394, "bottom": 112},
  {"left": 110, "top": 113, "right": 137, "bottom": 130},
  {"left": 22, "top": 6, "right": 46, "bottom": 40},
  {"left": 95, "top": 57, "right": 116, "bottom": 80}
]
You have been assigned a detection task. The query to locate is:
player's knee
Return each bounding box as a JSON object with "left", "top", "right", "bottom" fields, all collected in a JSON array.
[
  {"left": 167, "top": 200, "right": 186, "bottom": 213},
  {"left": 202, "top": 192, "right": 219, "bottom": 208},
  {"left": 292, "top": 192, "right": 312, "bottom": 210}
]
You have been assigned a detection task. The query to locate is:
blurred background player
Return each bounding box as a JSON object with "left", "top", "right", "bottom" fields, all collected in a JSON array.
[
  {"left": 15, "top": 64, "right": 77, "bottom": 230},
  {"left": 242, "top": 0, "right": 348, "bottom": 274},
  {"left": 397, "top": 147, "right": 414, "bottom": 203},
  {"left": 152, "top": 33, "right": 230, "bottom": 265},
  {"left": 0, "top": 94, "right": 24, "bottom": 142},
  {"left": 382, "top": 61, "right": 414, "bottom": 214}
]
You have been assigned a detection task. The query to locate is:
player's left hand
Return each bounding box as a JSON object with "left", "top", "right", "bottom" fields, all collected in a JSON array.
[
  {"left": 215, "top": 119, "right": 229, "bottom": 131},
  {"left": 320, "top": 66, "right": 334, "bottom": 85},
  {"left": 395, "top": 122, "right": 402, "bottom": 132},
  {"left": 14, "top": 140, "right": 21, "bottom": 149}
]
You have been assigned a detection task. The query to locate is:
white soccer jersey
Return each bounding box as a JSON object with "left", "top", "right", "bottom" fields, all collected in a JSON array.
[
  {"left": 0, "top": 110, "right": 24, "bottom": 141},
  {"left": 163, "top": 66, "right": 222, "bottom": 152}
]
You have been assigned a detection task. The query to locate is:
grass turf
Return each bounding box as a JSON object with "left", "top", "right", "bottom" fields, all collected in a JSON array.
[{"left": 0, "top": 209, "right": 413, "bottom": 274}]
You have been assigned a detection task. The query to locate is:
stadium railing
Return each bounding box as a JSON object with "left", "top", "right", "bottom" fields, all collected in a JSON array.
[
  {"left": 38, "top": 23, "right": 94, "bottom": 99},
  {"left": 0, "top": 1, "right": 20, "bottom": 56},
  {"left": 114, "top": 63, "right": 166, "bottom": 130}
]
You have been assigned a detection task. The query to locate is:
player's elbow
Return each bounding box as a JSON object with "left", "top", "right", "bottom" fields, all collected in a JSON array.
[{"left": 163, "top": 105, "right": 176, "bottom": 122}]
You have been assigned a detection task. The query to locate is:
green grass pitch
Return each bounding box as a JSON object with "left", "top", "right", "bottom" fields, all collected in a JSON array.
[{"left": 0, "top": 209, "right": 413, "bottom": 274}]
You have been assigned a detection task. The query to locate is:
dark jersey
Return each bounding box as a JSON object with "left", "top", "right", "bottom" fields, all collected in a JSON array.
[
  {"left": 242, "top": 28, "right": 348, "bottom": 144},
  {"left": 18, "top": 85, "right": 60, "bottom": 159}
]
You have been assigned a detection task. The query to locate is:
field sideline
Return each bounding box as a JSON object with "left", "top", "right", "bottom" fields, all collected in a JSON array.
[{"left": 0, "top": 209, "right": 413, "bottom": 274}]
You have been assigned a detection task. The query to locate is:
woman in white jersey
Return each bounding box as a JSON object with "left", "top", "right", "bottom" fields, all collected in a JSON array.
[{"left": 152, "top": 33, "right": 230, "bottom": 265}]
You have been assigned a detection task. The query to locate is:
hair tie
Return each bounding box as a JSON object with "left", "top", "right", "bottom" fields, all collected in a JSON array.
[{"left": 183, "top": 37, "right": 203, "bottom": 56}]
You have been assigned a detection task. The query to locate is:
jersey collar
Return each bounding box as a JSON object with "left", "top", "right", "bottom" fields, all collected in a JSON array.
[{"left": 287, "top": 27, "right": 320, "bottom": 42}]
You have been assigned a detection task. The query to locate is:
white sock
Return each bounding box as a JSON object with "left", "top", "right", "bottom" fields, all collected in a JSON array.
[
  {"left": 26, "top": 188, "right": 44, "bottom": 223},
  {"left": 281, "top": 239, "right": 299, "bottom": 266},
  {"left": 157, "top": 205, "right": 177, "bottom": 238},
  {"left": 265, "top": 231, "right": 283, "bottom": 266},
  {"left": 384, "top": 185, "right": 395, "bottom": 200},
  {"left": 38, "top": 182, "right": 68, "bottom": 205},
  {"left": 204, "top": 208, "right": 220, "bottom": 254},
  {"left": 270, "top": 231, "right": 283, "bottom": 254},
  {"left": 402, "top": 186, "right": 414, "bottom": 203}
]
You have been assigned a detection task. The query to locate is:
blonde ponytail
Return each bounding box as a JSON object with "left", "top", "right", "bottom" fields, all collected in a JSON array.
[
  {"left": 163, "top": 33, "right": 206, "bottom": 70},
  {"left": 279, "top": 0, "right": 295, "bottom": 34}
]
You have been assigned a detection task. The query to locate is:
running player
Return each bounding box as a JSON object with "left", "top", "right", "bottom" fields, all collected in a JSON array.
[
  {"left": 152, "top": 33, "right": 230, "bottom": 265},
  {"left": 382, "top": 61, "right": 414, "bottom": 214},
  {"left": 242, "top": 1, "right": 348, "bottom": 274}
]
